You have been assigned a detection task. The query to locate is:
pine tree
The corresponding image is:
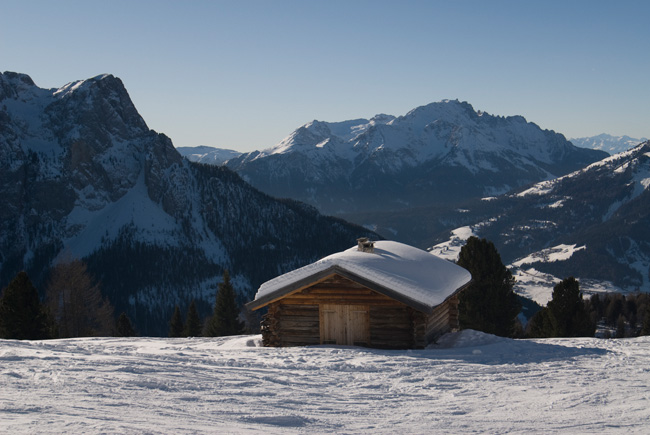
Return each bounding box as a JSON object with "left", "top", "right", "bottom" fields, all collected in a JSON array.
[
  {"left": 526, "top": 308, "right": 553, "bottom": 338},
  {"left": 169, "top": 305, "right": 184, "bottom": 337},
  {"left": 183, "top": 300, "right": 202, "bottom": 337},
  {"left": 527, "top": 277, "right": 595, "bottom": 338},
  {"left": 116, "top": 312, "right": 136, "bottom": 337},
  {"left": 605, "top": 297, "right": 624, "bottom": 326},
  {"left": 641, "top": 299, "right": 650, "bottom": 336},
  {"left": 46, "top": 259, "right": 114, "bottom": 337},
  {"left": 456, "top": 237, "right": 521, "bottom": 337},
  {"left": 0, "top": 271, "right": 52, "bottom": 340},
  {"left": 204, "top": 270, "right": 243, "bottom": 337},
  {"left": 616, "top": 314, "right": 626, "bottom": 338},
  {"left": 546, "top": 277, "right": 594, "bottom": 337}
]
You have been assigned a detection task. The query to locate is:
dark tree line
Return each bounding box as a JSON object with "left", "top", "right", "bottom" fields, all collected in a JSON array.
[
  {"left": 4, "top": 240, "right": 648, "bottom": 342},
  {"left": 168, "top": 269, "right": 243, "bottom": 338},
  {"left": 587, "top": 292, "right": 650, "bottom": 338},
  {"left": 0, "top": 260, "right": 137, "bottom": 340},
  {"left": 0, "top": 264, "right": 245, "bottom": 341},
  {"left": 455, "top": 236, "right": 650, "bottom": 340},
  {"left": 527, "top": 283, "right": 650, "bottom": 339}
]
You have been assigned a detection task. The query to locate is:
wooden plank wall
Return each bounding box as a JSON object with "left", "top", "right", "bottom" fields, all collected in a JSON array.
[
  {"left": 368, "top": 307, "right": 427, "bottom": 349},
  {"left": 369, "top": 306, "right": 411, "bottom": 349},
  {"left": 261, "top": 302, "right": 320, "bottom": 347},
  {"left": 261, "top": 274, "right": 458, "bottom": 348},
  {"left": 424, "top": 294, "right": 459, "bottom": 344},
  {"left": 278, "top": 275, "right": 403, "bottom": 307}
]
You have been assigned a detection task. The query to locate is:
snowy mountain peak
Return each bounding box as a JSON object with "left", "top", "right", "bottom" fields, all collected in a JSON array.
[
  {"left": 1, "top": 71, "right": 376, "bottom": 335},
  {"left": 261, "top": 114, "right": 398, "bottom": 158},
  {"left": 0, "top": 71, "right": 37, "bottom": 98},
  {"left": 398, "top": 100, "right": 481, "bottom": 129},
  {"left": 226, "top": 100, "right": 607, "bottom": 215},
  {"left": 53, "top": 74, "right": 115, "bottom": 98},
  {"left": 176, "top": 146, "right": 242, "bottom": 165},
  {"left": 369, "top": 113, "right": 396, "bottom": 125}
]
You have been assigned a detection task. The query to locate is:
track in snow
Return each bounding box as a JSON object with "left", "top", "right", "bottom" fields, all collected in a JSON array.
[{"left": 1, "top": 331, "right": 649, "bottom": 433}]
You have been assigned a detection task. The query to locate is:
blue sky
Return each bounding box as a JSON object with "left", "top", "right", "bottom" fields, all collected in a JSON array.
[{"left": 2, "top": 0, "right": 648, "bottom": 151}]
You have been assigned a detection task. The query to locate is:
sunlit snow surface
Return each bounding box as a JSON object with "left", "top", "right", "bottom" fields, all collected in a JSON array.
[{"left": 2, "top": 333, "right": 649, "bottom": 433}]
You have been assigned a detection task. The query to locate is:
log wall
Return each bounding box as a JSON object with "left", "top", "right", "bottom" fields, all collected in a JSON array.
[
  {"left": 261, "top": 303, "right": 320, "bottom": 347},
  {"left": 425, "top": 294, "right": 460, "bottom": 344},
  {"left": 260, "top": 274, "right": 459, "bottom": 349}
]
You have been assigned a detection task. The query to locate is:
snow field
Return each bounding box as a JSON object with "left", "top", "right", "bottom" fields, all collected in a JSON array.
[{"left": 2, "top": 331, "right": 649, "bottom": 434}]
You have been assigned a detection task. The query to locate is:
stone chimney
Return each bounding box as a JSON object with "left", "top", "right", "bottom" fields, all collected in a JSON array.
[{"left": 357, "top": 237, "right": 374, "bottom": 253}]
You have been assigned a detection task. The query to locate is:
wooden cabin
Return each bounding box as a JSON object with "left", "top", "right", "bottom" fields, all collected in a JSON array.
[{"left": 246, "top": 239, "right": 472, "bottom": 349}]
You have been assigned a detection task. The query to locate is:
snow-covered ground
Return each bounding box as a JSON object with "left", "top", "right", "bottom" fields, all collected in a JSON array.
[{"left": 2, "top": 332, "right": 649, "bottom": 433}]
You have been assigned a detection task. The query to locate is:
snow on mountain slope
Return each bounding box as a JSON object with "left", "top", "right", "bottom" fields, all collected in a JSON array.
[
  {"left": 427, "top": 142, "right": 650, "bottom": 301},
  {"left": 176, "top": 146, "right": 242, "bottom": 165},
  {"left": 226, "top": 100, "right": 607, "bottom": 215},
  {"left": 428, "top": 226, "right": 607, "bottom": 305},
  {"left": 571, "top": 133, "right": 647, "bottom": 155},
  {"left": 242, "top": 100, "right": 577, "bottom": 168},
  {"left": 0, "top": 71, "right": 377, "bottom": 335},
  {"left": 63, "top": 167, "right": 183, "bottom": 260},
  {"left": 2, "top": 333, "right": 649, "bottom": 433}
]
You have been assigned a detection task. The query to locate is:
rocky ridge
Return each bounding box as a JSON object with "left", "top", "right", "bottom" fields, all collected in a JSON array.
[{"left": 0, "top": 71, "right": 375, "bottom": 335}]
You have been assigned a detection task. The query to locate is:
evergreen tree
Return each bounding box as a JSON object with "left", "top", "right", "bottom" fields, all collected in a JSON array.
[
  {"left": 46, "top": 259, "right": 114, "bottom": 337},
  {"left": 0, "top": 271, "right": 52, "bottom": 340},
  {"left": 527, "top": 277, "right": 595, "bottom": 338},
  {"left": 641, "top": 299, "right": 650, "bottom": 336},
  {"left": 204, "top": 270, "right": 243, "bottom": 337},
  {"left": 183, "top": 300, "right": 202, "bottom": 337},
  {"left": 169, "top": 305, "right": 184, "bottom": 337},
  {"left": 546, "top": 277, "right": 594, "bottom": 337},
  {"left": 605, "top": 297, "right": 624, "bottom": 326},
  {"left": 588, "top": 293, "right": 602, "bottom": 318},
  {"left": 616, "top": 314, "right": 626, "bottom": 338},
  {"left": 456, "top": 237, "right": 521, "bottom": 337},
  {"left": 526, "top": 307, "right": 553, "bottom": 338},
  {"left": 116, "top": 312, "right": 136, "bottom": 337}
]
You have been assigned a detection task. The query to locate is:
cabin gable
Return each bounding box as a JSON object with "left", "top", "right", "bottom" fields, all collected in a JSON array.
[{"left": 248, "top": 265, "right": 435, "bottom": 313}]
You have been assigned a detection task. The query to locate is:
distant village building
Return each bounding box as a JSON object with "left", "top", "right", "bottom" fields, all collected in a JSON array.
[{"left": 246, "top": 239, "right": 472, "bottom": 349}]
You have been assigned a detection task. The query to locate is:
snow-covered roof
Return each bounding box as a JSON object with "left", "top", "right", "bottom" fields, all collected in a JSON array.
[{"left": 250, "top": 241, "right": 472, "bottom": 312}]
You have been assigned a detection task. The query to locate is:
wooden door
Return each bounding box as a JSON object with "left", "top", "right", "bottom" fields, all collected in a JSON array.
[
  {"left": 321, "top": 304, "right": 345, "bottom": 345},
  {"left": 320, "top": 304, "right": 369, "bottom": 346}
]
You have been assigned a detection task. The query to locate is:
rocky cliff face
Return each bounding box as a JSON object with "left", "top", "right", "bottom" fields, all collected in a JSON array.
[{"left": 0, "top": 72, "right": 375, "bottom": 335}]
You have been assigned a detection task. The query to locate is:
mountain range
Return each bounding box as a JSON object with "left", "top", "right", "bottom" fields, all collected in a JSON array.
[
  {"left": 178, "top": 132, "right": 644, "bottom": 166},
  {"left": 177, "top": 109, "right": 649, "bottom": 296},
  {"left": 427, "top": 141, "right": 650, "bottom": 297},
  {"left": 176, "top": 145, "right": 242, "bottom": 165},
  {"left": 0, "top": 71, "right": 375, "bottom": 335},
  {"left": 219, "top": 101, "right": 606, "bottom": 216},
  {"left": 570, "top": 133, "right": 647, "bottom": 155},
  {"left": 3, "top": 69, "right": 647, "bottom": 333}
]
